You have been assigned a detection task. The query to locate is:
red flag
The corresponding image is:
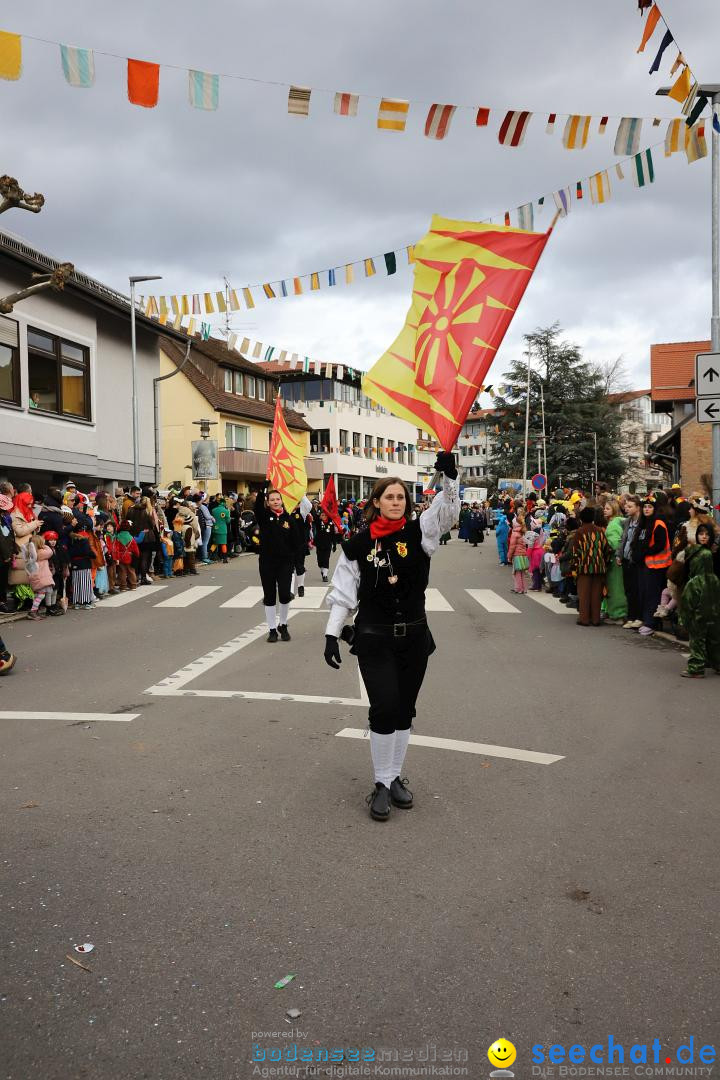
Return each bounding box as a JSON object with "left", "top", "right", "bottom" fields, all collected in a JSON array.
[
  {"left": 268, "top": 396, "right": 307, "bottom": 509},
  {"left": 320, "top": 475, "right": 342, "bottom": 531}
]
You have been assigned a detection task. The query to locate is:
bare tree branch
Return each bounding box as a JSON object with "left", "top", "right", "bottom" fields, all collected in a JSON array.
[
  {"left": 0, "top": 263, "right": 74, "bottom": 314},
  {"left": 0, "top": 175, "right": 45, "bottom": 216}
]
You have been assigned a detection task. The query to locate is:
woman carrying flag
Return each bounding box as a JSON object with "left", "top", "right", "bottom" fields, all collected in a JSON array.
[
  {"left": 254, "top": 482, "right": 310, "bottom": 642},
  {"left": 323, "top": 452, "right": 459, "bottom": 821}
]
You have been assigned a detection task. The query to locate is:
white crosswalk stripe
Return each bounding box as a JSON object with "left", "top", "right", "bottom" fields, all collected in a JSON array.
[
  {"left": 466, "top": 589, "right": 520, "bottom": 614},
  {"left": 425, "top": 588, "right": 453, "bottom": 611},
  {"left": 155, "top": 585, "right": 222, "bottom": 608},
  {"left": 525, "top": 591, "right": 576, "bottom": 615},
  {"left": 220, "top": 586, "right": 264, "bottom": 608},
  {"left": 98, "top": 586, "right": 168, "bottom": 607}
]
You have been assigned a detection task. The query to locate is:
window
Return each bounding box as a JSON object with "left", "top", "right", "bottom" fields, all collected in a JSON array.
[
  {"left": 407, "top": 447, "right": 415, "bottom": 466},
  {"left": 0, "top": 316, "right": 20, "bottom": 405},
  {"left": 223, "top": 369, "right": 233, "bottom": 392},
  {"left": 377, "top": 437, "right": 385, "bottom": 456},
  {"left": 225, "top": 423, "right": 250, "bottom": 450},
  {"left": 257, "top": 378, "right": 266, "bottom": 401},
  {"left": 311, "top": 428, "right": 330, "bottom": 454},
  {"left": 245, "top": 374, "right": 256, "bottom": 398},
  {"left": 339, "top": 429, "right": 349, "bottom": 449},
  {"left": 364, "top": 434, "right": 374, "bottom": 457},
  {"left": 27, "top": 327, "right": 90, "bottom": 419},
  {"left": 352, "top": 432, "right": 361, "bottom": 451},
  {"left": 234, "top": 371, "right": 244, "bottom": 395}
]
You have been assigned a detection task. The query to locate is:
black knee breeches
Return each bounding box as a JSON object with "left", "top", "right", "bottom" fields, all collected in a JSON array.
[
  {"left": 357, "top": 638, "right": 430, "bottom": 734},
  {"left": 259, "top": 557, "right": 293, "bottom": 606}
]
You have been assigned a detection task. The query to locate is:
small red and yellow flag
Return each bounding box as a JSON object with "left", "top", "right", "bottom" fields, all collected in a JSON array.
[
  {"left": 362, "top": 215, "right": 553, "bottom": 451},
  {"left": 268, "top": 396, "right": 307, "bottom": 510}
]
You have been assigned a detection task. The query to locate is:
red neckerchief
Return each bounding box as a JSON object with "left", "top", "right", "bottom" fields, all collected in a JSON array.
[{"left": 369, "top": 515, "right": 406, "bottom": 540}]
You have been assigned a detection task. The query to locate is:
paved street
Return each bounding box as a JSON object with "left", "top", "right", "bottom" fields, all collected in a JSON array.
[{"left": 2, "top": 541, "right": 719, "bottom": 1079}]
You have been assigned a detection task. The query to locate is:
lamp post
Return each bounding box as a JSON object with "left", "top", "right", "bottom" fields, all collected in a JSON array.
[{"left": 129, "top": 274, "right": 162, "bottom": 489}]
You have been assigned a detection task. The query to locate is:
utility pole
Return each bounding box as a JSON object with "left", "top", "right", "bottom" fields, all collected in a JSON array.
[
  {"left": 129, "top": 274, "right": 162, "bottom": 489},
  {"left": 593, "top": 430, "right": 598, "bottom": 490}
]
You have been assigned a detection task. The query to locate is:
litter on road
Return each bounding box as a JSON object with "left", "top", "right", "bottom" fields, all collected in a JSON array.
[{"left": 274, "top": 974, "right": 296, "bottom": 989}]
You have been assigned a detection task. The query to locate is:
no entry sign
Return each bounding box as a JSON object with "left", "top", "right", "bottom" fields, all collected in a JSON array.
[{"left": 531, "top": 473, "right": 547, "bottom": 491}]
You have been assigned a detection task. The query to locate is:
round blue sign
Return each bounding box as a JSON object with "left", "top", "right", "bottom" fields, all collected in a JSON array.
[{"left": 531, "top": 473, "right": 547, "bottom": 491}]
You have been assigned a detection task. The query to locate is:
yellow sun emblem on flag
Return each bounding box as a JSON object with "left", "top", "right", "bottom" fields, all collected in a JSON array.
[
  {"left": 395, "top": 542, "right": 408, "bottom": 557},
  {"left": 415, "top": 258, "right": 488, "bottom": 395}
]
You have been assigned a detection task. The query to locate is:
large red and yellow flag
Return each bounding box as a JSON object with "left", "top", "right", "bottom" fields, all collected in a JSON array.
[
  {"left": 268, "top": 395, "right": 308, "bottom": 509},
  {"left": 362, "top": 214, "right": 553, "bottom": 450}
]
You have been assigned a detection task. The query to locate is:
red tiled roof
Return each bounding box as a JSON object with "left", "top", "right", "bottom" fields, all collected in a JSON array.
[
  {"left": 606, "top": 389, "right": 651, "bottom": 404},
  {"left": 162, "top": 340, "right": 310, "bottom": 432},
  {"left": 651, "top": 340, "right": 711, "bottom": 403}
]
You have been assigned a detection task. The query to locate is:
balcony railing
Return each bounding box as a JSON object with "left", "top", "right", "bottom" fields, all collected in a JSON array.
[{"left": 218, "top": 448, "right": 324, "bottom": 481}]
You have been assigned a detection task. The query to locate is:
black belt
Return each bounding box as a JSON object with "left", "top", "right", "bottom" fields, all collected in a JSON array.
[{"left": 355, "top": 618, "right": 427, "bottom": 639}]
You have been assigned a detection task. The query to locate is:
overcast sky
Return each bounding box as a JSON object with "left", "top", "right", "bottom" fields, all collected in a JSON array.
[{"left": 2, "top": 0, "right": 716, "bottom": 395}]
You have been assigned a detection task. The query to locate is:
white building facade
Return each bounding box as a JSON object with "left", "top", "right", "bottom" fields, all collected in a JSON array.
[
  {"left": 607, "top": 390, "right": 671, "bottom": 493},
  {"left": 457, "top": 410, "right": 498, "bottom": 487},
  {"left": 263, "top": 364, "right": 422, "bottom": 501},
  {"left": 0, "top": 231, "right": 187, "bottom": 492}
]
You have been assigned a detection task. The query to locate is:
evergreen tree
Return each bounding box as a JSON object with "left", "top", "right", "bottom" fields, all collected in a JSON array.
[{"left": 486, "top": 324, "right": 626, "bottom": 490}]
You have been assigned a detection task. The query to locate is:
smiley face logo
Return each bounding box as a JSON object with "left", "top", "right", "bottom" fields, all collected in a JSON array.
[{"left": 488, "top": 1040, "right": 516, "bottom": 1069}]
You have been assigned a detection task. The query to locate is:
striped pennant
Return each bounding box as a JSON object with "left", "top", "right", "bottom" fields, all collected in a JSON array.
[
  {"left": 670, "top": 52, "right": 686, "bottom": 77},
  {"left": 562, "top": 115, "right": 591, "bottom": 149},
  {"left": 377, "top": 98, "right": 409, "bottom": 132},
  {"left": 598, "top": 116, "right": 609, "bottom": 134},
  {"left": 288, "top": 85, "right": 311, "bottom": 117},
  {"left": 685, "top": 122, "right": 708, "bottom": 164},
  {"left": 424, "top": 103, "right": 456, "bottom": 140},
  {"left": 476, "top": 107, "right": 490, "bottom": 127},
  {"left": 345, "top": 264, "right": 354, "bottom": 284},
  {"left": 228, "top": 333, "right": 238, "bottom": 350},
  {"left": 215, "top": 291, "right": 226, "bottom": 313},
  {"left": 264, "top": 346, "right": 275, "bottom": 361},
  {"left": 334, "top": 91, "right": 359, "bottom": 117},
  {"left": 187, "top": 318, "right": 196, "bottom": 337},
  {"left": 293, "top": 277, "right": 303, "bottom": 295},
  {"left": 546, "top": 113, "right": 557, "bottom": 134},
  {"left": 252, "top": 342, "right": 262, "bottom": 359},
  {"left": 681, "top": 82, "right": 699, "bottom": 119},
  {"left": 589, "top": 170, "right": 611, "bottom": 205},
  {"left": 614, "top": 117, "right": 643, "bottom": 156},
  {"left": 203, "top": 293, "right": 215, "bottom": 313},
  {"left": 615, "top": 163, "right": 625, "bottom": 180},
  {"left": 181, "top": 295, "right": 190, "bottom": 316},
  {"left": 0, "top": 30, "right": 22, "bottom": 80},
  {"left": 632, "top": 148, "right": 655, "bottom": 188},
  {"left": 188, "top": 69, "right": 219, "bottom": 111},
  {"left": 364, "top": 258, "right": 376, "bottom": 277},
  {"left": 159, "top": 297, "right": 168, "bottom": 315},
  {"left": 328, "top": 269, "right": 336, "bottom": 286},
  {"left": 313, "top": 360, "right": 322, "bottom": 376},
  {"left": 60, "top": 45, "right": 95, "bottom": 87},
  {"left": 302, "top": 356, "right": 310, "bottom": 373},
  {"left": 242, "top": 288, "right": 255, "bottom": 309},
  {"left": 229, "top": 290, "right": 241, "bottom": 311},
  {"left": 517, "top": 203, "right": 534, "bottom": 231},
  {"left": 170, "top": 296, "right": 180, "bottom": 316},
  {"left": 665, "top": 117, "right": 683, "bottom": 156},
  {"left": 201, "top": 322, "right": 211, "bottom": 341},
  {"left": 576, "top": 180, "right": 583, "bottom": 200},
  {"left": 498, "top": 110, "right": 532, "bottom": 147},
  {"left": 240, "top": 337, "right": 251, "bottom": 354},
  {"left": 192, "top": 294, "right": 201, "bottom": 314},
  {"left": 280, "top": 281, "right": 288, "bottom": 297},
  {"left": 336, "top": 365, "right": 344, "bottom": 380},
  {"left": 637, "top": 4, "right": 661, "bottom": 52},
  {"left": 262, "top": 284, "right": 275, "bottom": 300},
  {"left": 310, "top": 272, "right": 320, "bottom": 291}
]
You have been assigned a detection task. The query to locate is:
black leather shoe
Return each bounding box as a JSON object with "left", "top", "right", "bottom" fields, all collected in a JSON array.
[
  {"left": 366, "top": 783, "right": 391, "bottom": 821},
  {"left": 297, "top": 585, "right": 305, "bottom": 597},
  {"left": 267, "top": 629, "right": 279, "bottom": 643},
  {"left": 278, "top": 624, "right": 291, "bottom": 641},
  {"left": 390, "top": 776, "right": 413, "bottom": 808}
]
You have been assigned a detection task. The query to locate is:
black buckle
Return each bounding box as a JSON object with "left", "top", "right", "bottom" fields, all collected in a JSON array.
[{"left": 393, "top": 622, "right": 406, "bottom": 638}]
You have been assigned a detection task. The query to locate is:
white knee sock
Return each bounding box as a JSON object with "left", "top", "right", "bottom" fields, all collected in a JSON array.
[
  {"left": 370, "top": 732, "right": 395, "bottom": 788},
  {"left": 296, "top": 573, "right": 305, "bottom": 589},
  {"left": 321, "top": 569, "right": 328, "bottom": 582},
  {"left": 264, "top": 605, "right": 277, "bottom": 630},
  {"left": 278, "top": 602, "right": 289, "bottom": 625},
  {"left": 391, "top": 729, "right": 411, "bottom": 780}
]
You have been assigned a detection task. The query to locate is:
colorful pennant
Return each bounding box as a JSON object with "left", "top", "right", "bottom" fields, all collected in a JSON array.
[
  {"left": 563, "top": 115, "right": 591, "bottom": 150},
  {"left": 425, "top": 103, "right": 457, "bottom": 140},
  {"left": 377, "top": 98, "right": 409, "bottom": 132},
  {"left": 189, "top": 69, "right": 219, "bottom": 110},
  {"left": 632, "top": 149, "right": 655, "bottom": 187},
  {"left": 0, "top": 30, "right": 21, "bottom": 80},
  {"left": 334, "top": 91, "right": 358, "bottom": 117},
  {"left": 498, "top": 110, "right": 532, "bottom": 147},
  {"left": 614, "top": 117, "right": 643, "bottom": 156},
  {"left": 60, "top": 44, "right": 95, "bottom": 88},
  {"left": 589, "top": 170, "right": 611, "bottom": 205},
  {"left": 127, "top": 58, "right": 160, "bottom": 108}
]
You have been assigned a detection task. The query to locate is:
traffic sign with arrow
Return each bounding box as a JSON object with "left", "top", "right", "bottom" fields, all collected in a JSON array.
[
  {"left": 697, "top": 397, "right": 720, "bottom": 424},
  {"left": 695, "top": 352, "right": 720, "bottom": 398}
]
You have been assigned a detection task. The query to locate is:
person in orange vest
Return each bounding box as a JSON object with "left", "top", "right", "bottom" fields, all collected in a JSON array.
[{"left": 631, "top": 495, "right": 672, "bottom": 637}]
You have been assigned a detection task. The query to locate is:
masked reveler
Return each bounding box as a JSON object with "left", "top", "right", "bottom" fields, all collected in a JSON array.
[{"left": 323, "top": 452, "right": 459, "bottom": 821}]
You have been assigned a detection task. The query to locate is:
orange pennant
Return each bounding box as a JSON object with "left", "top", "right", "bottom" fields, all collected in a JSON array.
[
  {"left": 637, "top": 5, "right": 661, "bottom": 52},
  {"left": 127, "top": 58, "right": 160, "bottom": 107}
]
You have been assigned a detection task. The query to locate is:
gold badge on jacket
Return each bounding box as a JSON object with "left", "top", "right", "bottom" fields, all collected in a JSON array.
[
  {"left": 282, "top": 521, "right": 290, "bottom": 529},
  {"left": 395, "top": 542, "right": 408, "bottom": 557}
]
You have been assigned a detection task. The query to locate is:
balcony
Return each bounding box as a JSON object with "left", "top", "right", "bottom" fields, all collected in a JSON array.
[{"left": 218, "top": 448, "right": 324, "bottom": 482}]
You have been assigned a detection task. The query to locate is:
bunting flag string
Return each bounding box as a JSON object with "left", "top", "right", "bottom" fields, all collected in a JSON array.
[
  {"left": 139, "top": 129, "right": 706, "bottom": 318},
  {"left": 2, "top": 26, "right": 707, "bottom": 142},
  {"left": 633, "top": 3, "right": 701, "bottom": 127}
]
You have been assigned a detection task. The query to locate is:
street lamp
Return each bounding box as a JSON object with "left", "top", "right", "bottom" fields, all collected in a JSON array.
[
  {"left": 657, "top": 84, "right": 720, "bottom": 519},
  {"left": 129, "top": 274, "right": 162, "bottom": 489}
]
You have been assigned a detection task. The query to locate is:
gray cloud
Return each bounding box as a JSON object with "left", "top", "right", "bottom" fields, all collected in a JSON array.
[{"left": 3, "top": 0, "right": 716, "bottom": 391}]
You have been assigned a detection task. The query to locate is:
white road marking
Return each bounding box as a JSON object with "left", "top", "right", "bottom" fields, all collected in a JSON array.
[
  {"left": 145, "top": 617, "right": 282, "bottom": 692},
  {"left": 145, "top": 689, "right": 366, "bottom": 705},
  {"left": 155, "top": 585, "right": 222, "bottom": 608},
  {"left": 0, "top": 711, "right": 137, "bottom": 723},
  {"left": 525, "top": 591, "right": 576, "bottom": 614},
  {"left": 425, "top": 588, "right": 453, "bottom": 611},
  {"left": 220, "top": 586, "right": 264, "bottom": 608},
  {"left": 291, "top": 587, "right": 329, "bottom": 609},
  {"left": 335, "top": 728, "right": 564, "bottom": 764},
  {"left": 98, "top": 586, "right": 167, "bottom": 607},
  {"left": 466, "top": 589, "right": 520, "bottom": 613}
]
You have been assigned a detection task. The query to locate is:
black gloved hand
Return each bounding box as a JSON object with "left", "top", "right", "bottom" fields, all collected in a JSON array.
[
  {"left": 324, "top": 635, "right": 342, "bottom": 669},
  {"left": 434, "top": 451, "right": 458, "bottom": 480}
]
